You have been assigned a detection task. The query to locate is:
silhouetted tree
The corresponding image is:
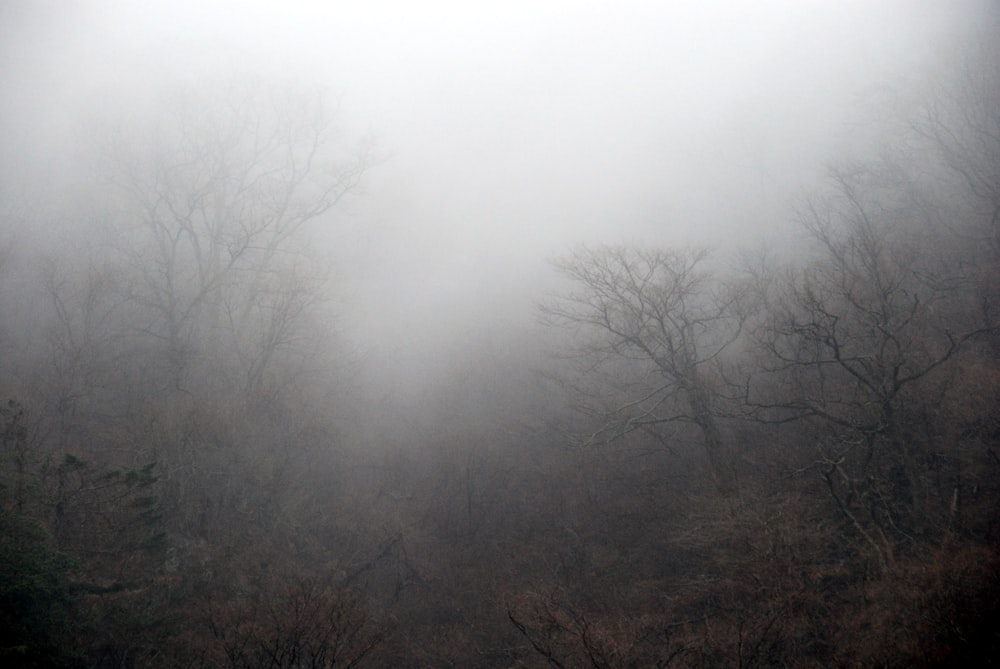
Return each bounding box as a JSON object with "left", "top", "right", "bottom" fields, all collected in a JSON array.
[{"left": 543, "top": 245, "right": 745, "bottom": 491}]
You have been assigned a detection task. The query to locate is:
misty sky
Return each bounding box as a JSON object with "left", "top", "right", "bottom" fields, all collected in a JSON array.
[{"left": 1, "top": 0, "right": 992, "bottom": 385}]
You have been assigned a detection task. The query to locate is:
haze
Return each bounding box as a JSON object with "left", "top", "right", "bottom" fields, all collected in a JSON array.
[
  {"left": 2, "top": 1, "right": 979, "bottom": 371},
  {"left": 1, "top": 1, "right": 998, "bottom": 665}
]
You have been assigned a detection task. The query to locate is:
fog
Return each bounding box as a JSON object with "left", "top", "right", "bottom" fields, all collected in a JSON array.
[
  {"left": 3, "top": 1, "right": 985, "bottom": 388},
  {"left": 0, "top": 0, "right": 992, "bottom": 414},
  {"left": 3, "top": 2, "right": 999, "bottom": 665}
]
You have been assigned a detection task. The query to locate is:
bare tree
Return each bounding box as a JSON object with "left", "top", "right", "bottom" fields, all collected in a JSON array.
[
  {"left": 910, "top": 39, "right": 1000, "bottom": 261},
  {"left": 38, "top": 259, "right": 138, "bottom": 448},
  {"left": 543, "top": 245, "right": 745, "bottom": 491},
  {"left": 508, "top": 591, "right": 689, "bottom": 668},
  {"left": 95, "top": 80, "right": 373, "bottom": 398},
  {"left": 208, "top": 574, "right": 389, "bottom": 669},
  {"left": 745, "top": 166, "right": 996, "bottom": 571}
]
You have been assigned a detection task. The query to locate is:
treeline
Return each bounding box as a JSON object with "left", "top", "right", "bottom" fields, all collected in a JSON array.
[{"left": 2, "top": 46, "right": 999, "bottom": 668}]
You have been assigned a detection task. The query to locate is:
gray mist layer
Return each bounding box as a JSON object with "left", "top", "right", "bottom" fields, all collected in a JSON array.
[{"left": 0, "top": 0, "right": 992, "bottom": 410}]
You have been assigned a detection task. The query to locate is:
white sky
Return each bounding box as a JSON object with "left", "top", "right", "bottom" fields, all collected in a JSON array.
[{"left": 1, "top": 0, "right": 992, "bottom": 379}]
